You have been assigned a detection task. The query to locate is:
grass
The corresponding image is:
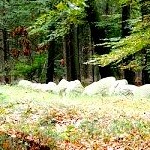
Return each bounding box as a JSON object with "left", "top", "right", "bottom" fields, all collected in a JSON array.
[{"left": 0, "top": 85, "right": 150, "bottom": 149}]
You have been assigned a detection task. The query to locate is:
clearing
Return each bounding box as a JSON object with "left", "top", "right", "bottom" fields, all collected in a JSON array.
[{"left": 0, "top": 85, "right": 150, "bottom": 150}]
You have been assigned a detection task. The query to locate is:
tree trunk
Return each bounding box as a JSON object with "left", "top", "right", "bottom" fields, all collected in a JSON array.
[
  {"left": 78, "top": 24, "right": 93, "bottom": 85},
  {"left": 122, "top": 4, "right": 130, "bottom": 37},
  {"left": 46, "top": 40, "right": 55, "bottom": 83},
  {"left": 65, "top": 33, "right": 72, "bottom": 81},
  {"left": 3, "top": 28, "right": 10, "bottom": 84},
  {"left": 121, "top": 4, "right": 135, "bottom": 84},
  {"left": 85, "top": 0, "right": 112, "bottom": 80},
  {"left": 65, "top": 24, "right": 80, "bottom": 81},
  {"left": 0, "top": 29, "right": 5, "bottom": 83},
  {"left": 141, "top": 0, "right": 150, "bottom": 84}
]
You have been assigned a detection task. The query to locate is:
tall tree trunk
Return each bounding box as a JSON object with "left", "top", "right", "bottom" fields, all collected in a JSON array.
[
  {"left": 122, "top": 4, "right": 130, "bottom": 37},
  {"left": 121, "top": 4, "right": 135, "bottom": 84},
  {"left": 78, "top": 24, "right": 93, "bottom": 85},
  {"left": 85, "top": 0, "right": 112, "bottom": 80},
  {"left": 3, "top": 29, "right": 9, "bottom": 61},
  {"left": 65, "top": 33, "right": 72, "bottom": 81},
  {"left": 46, "top": 40, "right": 55, "bottom": 83},
  {"left": 141, "top": 0, "right": 150, "bottom": 84},
  {"left": 65, "top": 24, "right": 80, "bottom": 81},
  {"left": 3, "top": 28, "right": 10, "bottom": 84},
  {"left": 0, "top": 29, "right": 5, "bottom": 83}
]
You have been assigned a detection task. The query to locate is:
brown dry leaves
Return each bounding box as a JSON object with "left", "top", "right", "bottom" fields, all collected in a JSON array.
[{"left": 0, "top": 86, "right": 150, "bottom": 149}]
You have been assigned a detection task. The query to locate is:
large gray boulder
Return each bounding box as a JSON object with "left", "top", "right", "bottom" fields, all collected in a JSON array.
[
  {"left": 83, "top": 77, "right": 116, "bottom": 96},
  {"left": 47, "top": 82, "right": 58, "bottom": 93},
  {"left": 18, "top": 80, "right": 32, "bottom": 88},
  {"left": 109, "top": 79, "right": 140, "bottom": 97},
  {"left": 134, "top": 84, "right": 150, "bottom": 98},
  {"left": 82, "top": 82, "right": 100, "bottom": 96},
  {"left": 30, "top": 83, "right": 42, "bottom": 90},
  {"left": 109, "top": 79, "right": 128, "bottom": 96},
  {"left": 30, "top": 82, "right": 57, "bottom": 93},
  {"left": 113, "top": 84, "right": 138, "bottom": 97},
  {"left": 57, "top": 79, "right": 70, "bottom": 93},
  {"left": 65, "top": 80, "right": 84, "bottom": 96}
]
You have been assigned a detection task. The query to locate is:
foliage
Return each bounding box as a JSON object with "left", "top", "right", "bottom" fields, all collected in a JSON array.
[
  {"left": 86, "top": 1, "right": 150, "bottom": 72},
  {"left": 28, "top": 0, "right": 87, "bottom": 42},
  {"left": 0, "top": 0, "right": 49, "bottom": 29},
  {"left": 11, "top": 53, "right": 47, "bottom": 81},
  {"left": 54, "top": 60, "right": 66, "bottom": 80},
  {"left": 0, "top": 0, "right": 87, "bottom": 82},
  {"left": 0, "top": 0, "right": 149, "bottom": 81},
  {"left": 87, "top": 21, "right": 150, "bottom": 65}
]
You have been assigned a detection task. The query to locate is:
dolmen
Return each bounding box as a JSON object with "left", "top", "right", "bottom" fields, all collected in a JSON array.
[{"left": 18, "top": 77, "right": 150, "bottom": 99}]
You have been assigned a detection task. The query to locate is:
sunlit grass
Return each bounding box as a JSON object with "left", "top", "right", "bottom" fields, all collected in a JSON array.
[{"left": 0, "top": 85, "right": 150, "bottom": 149}]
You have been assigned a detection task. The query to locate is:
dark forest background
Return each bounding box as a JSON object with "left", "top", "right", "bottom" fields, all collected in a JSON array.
[{"left": 0, "top": 0, "right": 149, "bottom": 85}]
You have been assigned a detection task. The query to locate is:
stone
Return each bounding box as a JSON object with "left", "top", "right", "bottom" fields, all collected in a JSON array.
[
  {"left": 134, "top": 84, "right": 150, "bottom": 98},
  {"left": 113, "top": 84, "right": 138, "bottom": 97},
  {"left": 31, "top": 82, "right": 58, "bottom": 93},
  {"left": 83, "top": 82, "right": 100, "bottom": 96},
  {"left": 97, "top": 76, "right": 116, "bottom": 96},
  {"left": 57, "top": 79, "right": 70, "bottom": 93},
  {"left": 40, "top": 84, "right": 53, "bottom": 92},
  {"left": 18, "top": 80, "right": 32, "bottom": 88},
  {"left": 47, "top": 82, "right": 58, "bottom": 93},
  {"left": 65, "top": 80, "right": 84, "bottom": 96},
  {"left": 83, "top": 76, "right": 116, "bottom": 96},
  {"left": 109, "top": 79, "right": 128, "bottom": 96}
]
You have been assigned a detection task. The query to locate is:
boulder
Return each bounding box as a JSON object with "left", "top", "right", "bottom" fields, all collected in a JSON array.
[
  {"left": 83, "top": 77, "right": 116, "bottom": 96},
  {"left": 47, "top": 82, "right": 58, "bottom": 93},
  {"left": 113, "top": 84, "right": 138, "bottom": 97},
  {"left": 40, "top": 83, "right": 54, "bottom": 92},
  {"left": 57, "top": 79, "right": 70, "bottom": 93},
  {"left": 31, "top": 82, "right": 58, "bottom": 93},
  {"left": 109, "top": 79, "right": 128, "bottom": 96},
  {"left": 83, "top": 82, "right": 101, "bottom": 96},
  {"left": 18, "top": 80, "right": 32, "bottom": 88},
  {"left": 31, "top": 83, "right": 42, "bottom": 90},
  {"left": 65, "top": 80, "right": 84, "bottom": 96},
  {"left": 134, "top": 84, "right": 150, "bottom": 98},
  {"left": 97, "top": 76, "right": 116, "bottom": 96}
]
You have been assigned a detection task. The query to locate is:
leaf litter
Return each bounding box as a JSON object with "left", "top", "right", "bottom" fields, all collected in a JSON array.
[{"left": 0, "top": 85, "right": 150, "bottom": 149}]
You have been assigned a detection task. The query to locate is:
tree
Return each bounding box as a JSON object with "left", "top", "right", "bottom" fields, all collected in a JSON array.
[
  {"left": 46, "top": 40, "right": 55, "bottom": 83},
  {"left": 1, "top": 0, "right": 149, "bottom": 84},
  {"left": 29, "top": 0, "right": 86, "bottom": 81},
  {"left": 121, "top": 3, "right": 135, "bottom": 84},
  {"left": 0, "top": 0, "right": 51, "bottom": 82},
  {"left": 85, "top": 0, "right": 112, "bottom": 79},
  {"left": 86, "top": 0, "right": 150, "bottom": 82},
  {"left": 140, "top": 0, "right": 150, "bottom": 83},
  {"left": 64, "top": 24, "right": 80, "bottom": 81}
]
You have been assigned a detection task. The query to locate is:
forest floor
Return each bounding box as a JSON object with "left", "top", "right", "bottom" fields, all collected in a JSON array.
[{"left": 0, "top": 85, "right": 150, "bottom": 150}]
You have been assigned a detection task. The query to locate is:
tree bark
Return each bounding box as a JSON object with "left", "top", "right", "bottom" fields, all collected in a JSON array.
[
  {"left": 65, "top": 24, "right": 80, "bottom": 81},
  {"left": 122, "top": 4, "right": 130, "bottom": 37},
  {"left": 3, "top": 28, "right": 10, "bottom": 84},
  {"left": 121, "top": 4, "right": 135, "bottom": 84},
  {"left": 78, "top": 24, "right": 93, "bottom": 85},
  {"left": 141, "top": 0, "right": 150, "bottom": 84},
  {"left": 46, "top": 40, "right": 55, "bottom": 83},
  {"left": 85, "top": 0, "right": 112, "bottom": 80},
  {"left": 0, "top": 29, "right": 5, "bottom": 83}
]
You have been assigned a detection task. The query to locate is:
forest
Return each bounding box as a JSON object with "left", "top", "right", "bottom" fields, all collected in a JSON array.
[
  {"left": 0, "top": 0, "right": 150, "bottom": 149},
  {"left": 0, "top": 0, "right": 149, "bottom": 85}
]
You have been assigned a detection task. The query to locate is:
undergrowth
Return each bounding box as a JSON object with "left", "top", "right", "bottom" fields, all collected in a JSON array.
[{"left": 0, "top": 85, "right": 150, "bottom": 149}]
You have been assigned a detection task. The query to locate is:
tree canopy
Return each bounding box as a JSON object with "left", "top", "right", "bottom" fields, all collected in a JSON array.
[{"left": 0, "top": 0, "right": 150, "bottom": 83}]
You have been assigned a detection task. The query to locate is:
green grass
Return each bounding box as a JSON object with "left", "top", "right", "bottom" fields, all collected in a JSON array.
[{"left": 0, "top": 85, "right": 150, "bottom": 149}]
